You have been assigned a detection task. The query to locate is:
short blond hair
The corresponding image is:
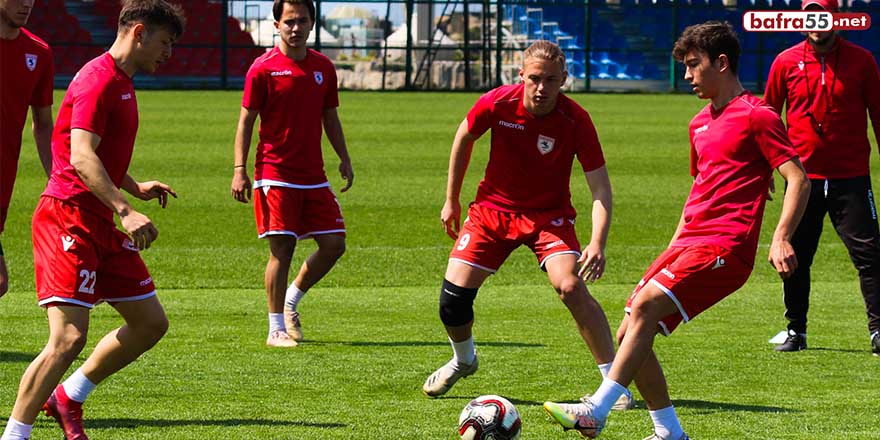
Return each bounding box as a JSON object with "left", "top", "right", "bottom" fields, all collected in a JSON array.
[{"left": 523, "top": 40, "right": 567, "bottom": 70}]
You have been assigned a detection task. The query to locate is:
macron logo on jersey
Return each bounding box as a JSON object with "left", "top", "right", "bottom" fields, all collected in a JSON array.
[
  {"left": 694, "top": 124, "right": 709, "bottom": 136},
  {"left": 499, "top": 120, "right": 525, "bottom": 130},
  {"left": 61, "top": 235, "right": 75, "bottom": 252},
  {"left": 271, "top": 70, "right": 293, "bottom": 77}
]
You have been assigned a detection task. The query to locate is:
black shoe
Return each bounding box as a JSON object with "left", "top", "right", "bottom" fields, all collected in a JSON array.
[
  {"left": 774, "top": 330, "right": 806, "bottom": 352},
  {"left": 872, "top": 332, "right": 880, "bottom": 356}
]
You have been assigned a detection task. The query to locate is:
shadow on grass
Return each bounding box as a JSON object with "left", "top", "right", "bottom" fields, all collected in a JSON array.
[
  {"left": 427, "top": 396, "right": 543, "bottom": 407},
  {"left": 0, "top": 351, "right": 36, "bottom": 363},
  {"left": 311, "top": 340, "right": 545, "bottom": 348},
  {"left": 807, "top": 346, "right": 867, "bottom": 354},
  {"left": 85, "top": 418, "right": 346, "bottom": 429},
  {"left": 673, "top": 399, "right": 798, "bottom": 413}
]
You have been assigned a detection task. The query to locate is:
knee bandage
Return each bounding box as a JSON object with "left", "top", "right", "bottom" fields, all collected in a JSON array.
[{"left": 438, "top": 279, "right": 478, "bottom": 327}]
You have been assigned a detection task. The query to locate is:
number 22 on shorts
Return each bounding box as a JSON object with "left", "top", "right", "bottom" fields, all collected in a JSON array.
[{"left": 78, "top": 270, "right": 97, "bottom": 294}]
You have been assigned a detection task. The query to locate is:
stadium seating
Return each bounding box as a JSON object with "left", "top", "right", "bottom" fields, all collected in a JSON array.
[
  {"left": 24, "top": 0, "right": 265, "bottom": 79},
  {"left": 37, "top": 0, "right": 880, "bottom": 87}
]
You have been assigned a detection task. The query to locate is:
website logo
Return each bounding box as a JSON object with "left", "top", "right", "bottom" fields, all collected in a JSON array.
[{"left": 744, "top": 11, "right": 870, "bottom": 32}]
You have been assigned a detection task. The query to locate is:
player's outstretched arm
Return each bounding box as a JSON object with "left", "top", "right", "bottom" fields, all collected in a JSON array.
[
  {"left": 32, "top": 105, "right": 54, "bottom": 177},
  {"left": 70, "top": 128, "right": 157, "bottom": 250},
  {"left": 322, "top": 107, "right": 353, "bottom": 192},
  {"left": 579, "top": 165, "right": 612, "bottom": 282},
  {"left": 122, "top": 175, "right": 177, "bottom": 208},
  {"left": 442, "top": 119, "right": 479, "bottom": 240},
  {"left": 769, "top": 158, "right": 810, "bottom": 279},
  {"left": 231, "top": 107, "right": 258, "bottom": 203}
]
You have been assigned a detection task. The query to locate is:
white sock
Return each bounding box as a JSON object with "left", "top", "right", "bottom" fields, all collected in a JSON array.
[
  {"left": 649, "top": 405, "right": 684, "bottom": 439},
  {"left": 62, "top": 369, "right": 97, "bottom": 403},
  {"left": 450, "top": 336, "right": 476, "bottom": 365},
  {"left": 284, "top": 284, "right": 306, "bottom": 311},
  {"left": 588, "top": 377, "right": 627, "bottom": 421},
  {"left": 268, "top": 313, "right": 285, "bottom": 334},
  {"left": 1, "top": 418, "right": 33, "bottom": 440},
  {"left": 597, "top": 362, "right": 633, "bottom": 399}
]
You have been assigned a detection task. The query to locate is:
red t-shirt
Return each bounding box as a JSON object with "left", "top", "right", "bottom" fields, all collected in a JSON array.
[
  {"left": 242, "top": 47, "right": 339, "bottom": 188},
  {"left": 43, "top": 53, "right": 139, "bottom": 222},
  {"left": 764, "top": 37, "right": 880, "bottom": 179},
  {"left": 0, "top": 28, "right": 54, "bottom": 210},
  {"left": 466, "top": 83, "right": 605, "bottom": 213},
  {"left": 673, "top": 92, "right": 798, "bottom": 266}
]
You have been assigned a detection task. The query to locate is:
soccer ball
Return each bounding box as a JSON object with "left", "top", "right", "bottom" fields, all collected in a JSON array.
[{"left": 458, "top": 395, "right": 522, "bottom": 440}]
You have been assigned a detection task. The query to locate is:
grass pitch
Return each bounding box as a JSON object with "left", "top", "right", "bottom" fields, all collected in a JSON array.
[{"left": 1, "top": 91, "right": 877, "bottom": 439}]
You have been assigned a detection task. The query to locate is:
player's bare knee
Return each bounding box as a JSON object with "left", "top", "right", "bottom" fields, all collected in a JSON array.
[
  {"left": 48, "top": 330, "right": 88, "bottom": 362},
  {"left": 145, "top": 314, "right": 169, "bottom": 341},
  {"left": 319, "top": 237, "right": 346, "bottom": 260},
  {"left": 628, "top": 294, "right": 667, "bottom": 326},
  {"left": 555, "top": 276, "right": 587, "bottom": 305},
  {"left": 132, "top": 313, "right": 169, "bottom": 343},
  {"left": 0, "top": 280, "right": 7, "bottom": 296}
]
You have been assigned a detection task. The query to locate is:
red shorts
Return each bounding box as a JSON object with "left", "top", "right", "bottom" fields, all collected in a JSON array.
[
  {"left": 254, "top": 185, "right": 346, "bottom": 240},
  {"left": 448, "top": 204, "right": 581, "bottom": 272},
  {"left": 626, "top": 244, "right": 752, "bottom": 335},
  {"left": 32, "top": 197, "right": 156, "bottom": 309}
]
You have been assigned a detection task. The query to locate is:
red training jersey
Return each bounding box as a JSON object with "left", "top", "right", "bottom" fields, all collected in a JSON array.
[
  {"left": 673, "top": 92, "right": 798, "bottom": 266},
  {"left": 466, "top": 83, "right": 605, "bottom": 213},
  {"left": 242, "top": 47, "right": 339, "bottom": 188},
  {"left": 43, "top": 53, "right": 139, "bottom": 222},
  {"left": 764, "top": 37, "right": 880, "bottom": 179},
  {"left": 0, "top": 28, "right": 54, "bottom": 211}
]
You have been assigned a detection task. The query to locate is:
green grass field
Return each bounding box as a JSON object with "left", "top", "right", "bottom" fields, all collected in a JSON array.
[{"left": 1, "top": 91, "right": 878, "bottom": 439}]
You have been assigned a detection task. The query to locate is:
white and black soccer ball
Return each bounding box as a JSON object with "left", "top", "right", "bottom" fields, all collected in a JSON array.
[{"left": 458, "top": 395, "right": 522, "bottom": 440}]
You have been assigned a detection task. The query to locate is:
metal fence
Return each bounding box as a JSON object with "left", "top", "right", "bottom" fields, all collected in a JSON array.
[{"left": 37, "top": 0, "right": 880, "bottom": 91}]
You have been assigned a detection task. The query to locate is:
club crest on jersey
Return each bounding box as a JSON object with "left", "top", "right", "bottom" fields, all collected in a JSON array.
[
  {"left": 537, "top": 135, "right": 555, "bottom": 155},
  {"left": 25, "top": 53, "right": 37, "bottom": 71},
  {"left": 314, "top": 71, "right": 324, "bottom": 85}
]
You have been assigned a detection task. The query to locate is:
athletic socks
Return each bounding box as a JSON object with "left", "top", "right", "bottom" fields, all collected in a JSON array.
[
  {"left": 284, "top": 284, "right": 306, "bottom": 311},
  {"left": 450, "top": 336, "right": 476, "bottom": 365},
  {"left": 268, "top": 313, "right": 285, "bottom": 334},
  {"left": 1, "top": 418, "right": 32, "bottom": 440},
  {"left": 62, "top": 369, "right": 97, "bottom": 403},
  {"left": 588, "top": 377, "right": 628, "bottom": 421},
  {"left": 650, "top": 405, "right": 684, "bottom": 440},
  {"left": 597, "top": 362, "right": 633, "bottom": 400},
  {"left": 597, "top": 362, "right": 612, "bottom": 378}
]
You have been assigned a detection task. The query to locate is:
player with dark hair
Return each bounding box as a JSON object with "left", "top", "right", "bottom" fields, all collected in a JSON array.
[
  {"left": 231, "top": 0, "right": 353, "bottom": 347},
  {"left": 1, "top": 1, "right": 185, "bottom": 439},
  {"left": 764, "top": 0, "right": 880, "bottom": 354},
  {"left": 0, "top": 0, "right": 54, "bottom": 299},
  {"left": 544, "top": 21, "right": 810, "bottom": 439},
  {"left": 422, "top": 40, "right": 632, "bottom": 410}
]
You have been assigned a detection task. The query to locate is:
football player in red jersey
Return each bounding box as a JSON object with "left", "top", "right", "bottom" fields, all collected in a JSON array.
[
  {"left": 231, "top": 0, "right": 353, "bottom": 348},
  {"left": 544, "top": 21, "right": 810, "bottom": 440},
  {"left": 2, "top": 2, "right": 185, "bottom": 439},
  {"left": 422, "top": 41, "right": 628, "bottom": 410},
  {"left": 0, "top": 0, "right": 54, "bottom": 298}
]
